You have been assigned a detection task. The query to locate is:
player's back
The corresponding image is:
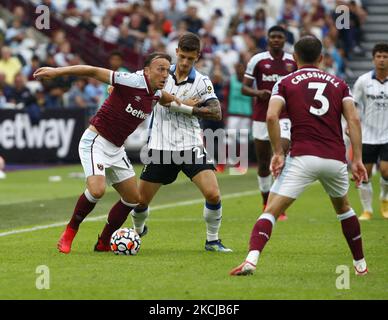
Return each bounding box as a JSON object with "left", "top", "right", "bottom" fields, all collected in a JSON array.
[{"left": 272, "top": 67, "right": 353, "bottom": 162}]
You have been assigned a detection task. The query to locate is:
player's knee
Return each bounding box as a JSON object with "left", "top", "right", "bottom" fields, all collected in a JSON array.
[
  {"left": 137, "top": 194, "right": 150, "bottom": 209},
  {"left": 204, "top": 189, "right": 221, "bottom": 205},
  {"left": 88, "top": 186, "right": 105, "bottom": 200}
]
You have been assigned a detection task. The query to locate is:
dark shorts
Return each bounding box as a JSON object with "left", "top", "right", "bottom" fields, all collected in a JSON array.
[
  {"left": 140, "top": 148, "right": 216, "bottom": 185},
  {"left": 362, "top": 143, "right": 388, "bottom": 164}
]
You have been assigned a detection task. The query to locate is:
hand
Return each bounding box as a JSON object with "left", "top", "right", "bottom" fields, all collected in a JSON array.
[
  {"left": 182, "top": 97, "right": 200, "bottom": 107},
  {"left": 33, "top": 67, "right": 59, "bottom": 80},
  {"left": 270, "top": 153, "right": 285, "bottom": 178},
  {"left": 351, "top": 160, "right": 368, "bottom": 187},
  {"left": 257, "top": 90, "right": 272, "bottom": 101}
]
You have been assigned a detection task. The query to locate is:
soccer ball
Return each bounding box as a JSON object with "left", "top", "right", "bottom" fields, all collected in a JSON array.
[{"left": 110, "top": 228, "right": 141, "bottom": 255}]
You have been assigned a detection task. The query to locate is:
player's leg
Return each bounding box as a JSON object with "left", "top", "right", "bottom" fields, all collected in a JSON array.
[
  {"left": 358, "top": 144, "right": 377, "bottom": 220},
  {"left": 58, "top": 130, "right": 107, "bottom": 254},
  {"left": 321, "top": 157, "right": 367, "bottom": 275},
  {"left": 190, "top": 168, "right": 232, "bottom": 252},
  {"left": 95, "top": 176, "right": 140, "bottom": 251},
  {"left": 378, "top": 143, "right": 388, "bottom": 218},
  {"left": 230, "top": 155, "right": 314, "bottom": 275},
  {"left": 131, "top": 179, "right": 162, "bottom": 235},
  {"left": 330, "top": 196, "right": 367, "bottom": 275},
  {"left": 133, "top": 153, "right": 180, "bottom": 236},
  {"left": 95, "top": 154, "right": 138, "bottom": 251}
]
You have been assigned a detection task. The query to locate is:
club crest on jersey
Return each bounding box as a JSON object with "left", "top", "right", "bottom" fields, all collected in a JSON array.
[
  {"left": 286, "top": 63, "right": 294, "bottom": 72},
  {"left": 207, "top": 85, "right": 212, "bottom": 92},
  {"left": 97, "top": 164, "right": 104, "bottom": 171}
]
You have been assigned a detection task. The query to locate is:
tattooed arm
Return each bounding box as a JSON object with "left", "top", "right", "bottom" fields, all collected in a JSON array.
[{"left": 192, "top": 98, "right": 222, "bottom": 121}]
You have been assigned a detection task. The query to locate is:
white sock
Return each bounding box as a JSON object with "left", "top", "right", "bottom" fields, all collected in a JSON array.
[
  {"left": 358, "top": 182, "right": 373, "bottom": 213},
  {"left": 203, "top": 202, "right": 222, "bottom": 242},
  {"left": 131, "top": 207, "right": 149, "bottom": 234},
  {"left": 246, "top": 250, "right": 260, "bottom": 266},
  {"left": 380, "top": 177, "right": 388, "bottom": 201},
  {"left": 257, "top": 175, "right": 272, "bottom": 193}
]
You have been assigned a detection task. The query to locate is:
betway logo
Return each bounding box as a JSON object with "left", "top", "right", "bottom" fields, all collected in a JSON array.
[
  {"left": 125, "top": 104, "right": 149, "bottom": 120},
  {"left": 0, "top": 114, "right": 75, "bottom": 157},
  {"left": 262, "top": 74, "right": 284, "bottom": 82}
]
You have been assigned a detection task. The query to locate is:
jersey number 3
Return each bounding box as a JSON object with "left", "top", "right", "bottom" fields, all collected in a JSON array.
[{"left": 308, "top": 82, "right": 329, "bottom": 116}]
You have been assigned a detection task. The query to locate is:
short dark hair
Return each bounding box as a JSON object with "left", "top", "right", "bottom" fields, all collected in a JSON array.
[
  {"left": 268, "top": 25, "right": 287, "bottom": 37},
  {"left": 143, "top": 52, "right": 171, "bottom": 67},
  {"left": 294, "top": 36, "right": 322, "bottom": 63},
  {"left": 109, "top": 51, "right": 123, "bottom": 59},
  {"left": 178, "top": 32, "right": 201, "bottom": 53},
  {"left": 372, "top": 43, "right": 388, "bottom": 56}
]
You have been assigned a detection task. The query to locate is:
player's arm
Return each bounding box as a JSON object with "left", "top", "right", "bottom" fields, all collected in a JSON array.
[
  {"left": 267, "top": 96, "right": 285, "bottom": 177},
  {"left": 241, "top": 74, "right": 271, "bottom": 100},
  {"left": 342, "top": 98, "right": 368, "bottom": 185},
  {"left": 33, "top": 65, "right": 112, "bottom": 84},
  {"left": 192, "top": 98, "right": 222, "bottom": 121}
]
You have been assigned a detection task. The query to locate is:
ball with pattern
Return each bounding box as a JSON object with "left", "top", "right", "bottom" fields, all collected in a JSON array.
[{"left": 110, "top": 228, "right": 141, "bottom": 255}]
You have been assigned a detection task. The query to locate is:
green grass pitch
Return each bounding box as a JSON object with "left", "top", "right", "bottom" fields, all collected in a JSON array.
[{"left": 0, "top": 165, "right": 387, "bottom": 300}]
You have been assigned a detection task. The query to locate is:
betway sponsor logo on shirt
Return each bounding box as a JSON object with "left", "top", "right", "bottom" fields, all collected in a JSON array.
[
  {"left": 262, "top": 74, "right": 284, "bottom": 82},
  {"left": 125, "top": 104, "right": 149, "bottom": 120},
  {"left": 0, "top": 114, "right": 75, "bottom": 157}
]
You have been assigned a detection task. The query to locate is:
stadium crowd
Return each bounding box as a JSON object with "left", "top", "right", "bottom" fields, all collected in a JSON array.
[{"left": 0, "top": 0, "right": 367, "bottom": 119}]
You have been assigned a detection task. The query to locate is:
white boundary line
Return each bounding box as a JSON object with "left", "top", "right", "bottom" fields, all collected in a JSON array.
[{"left": 0, "top": 190, "right": 257, "bottom": 237}]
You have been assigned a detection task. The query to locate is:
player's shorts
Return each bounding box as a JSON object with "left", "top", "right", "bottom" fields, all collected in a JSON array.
[
  {"left": 362, "top": 143, "right": 388, "bottom": 164},
  {"left": 252, "top": 119, "right": 291, "bottom": 141},
  {"left": 140, "top": 147, "right": 216, "bottom": 185},
  {"left": 227, "top": 116, "right": 251, "bottom": 144},
  {"left": 78, "top": 129, "right": 135, "bottom": 185},
  {"left": 271, "top": 155, "right": 349, "bottom": 199}
]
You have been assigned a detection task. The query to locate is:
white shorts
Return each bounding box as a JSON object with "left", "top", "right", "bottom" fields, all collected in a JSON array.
[
  {"left": 271, "top": 155, "right": 349, "bottom": 199},
  {"left": 227, "top": 116, "right": 251, "bottom": 144},
  {"left": 79, "top": 129, "right": 135, "bottom": 186},
  {"left": 252, "top": 119, "right": 291, "bottom": 141}
]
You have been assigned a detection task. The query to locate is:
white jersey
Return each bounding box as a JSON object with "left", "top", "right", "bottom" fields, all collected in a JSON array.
[
  {"left": 352, "top": 70, "right": 388, "bottom": 144},
  {"left": 147, "top": 65, "right": 218, "bottom": 150}
]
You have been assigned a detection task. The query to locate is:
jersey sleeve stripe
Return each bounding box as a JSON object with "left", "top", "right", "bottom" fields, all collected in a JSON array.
[
  {"left": 244, "top": 74, "right": 255, "bottom": 79},
  {"left": 270, "top": 95, "right": 286, "bottom": 103},
  {"left": 342, "top": 96, "right": 354, "bottom": 102},
  {"left": 110, "top": 71, "right": 114, "bottom": 85}
]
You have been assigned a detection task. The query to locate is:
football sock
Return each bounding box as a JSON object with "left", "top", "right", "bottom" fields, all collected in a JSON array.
[
  {"left": 358, "top": 182, "right": 373, "bottom": 213},
  {"left": 131, "top": 206, "right": 149, "bottom": 235},
  {"left": 68, "top": 190, "right": 99, "bottom": 230},
  {"left": 379, "top": 177, "right": 388, "bottom": 200},
  {"left": 100, "top": 199, "right": 137, "bottom": 245},
  {"left": 337, "top": 209, "right": 364, "bottom": 261},
  {"left": 248, "top": 213, "right": 276, "bottom": 256},
  {"left": 258, "top": 175, "right": 272, "bottom": 205},
  {"left": 203, "top": 201, "right": 222, "bottom": 242}
]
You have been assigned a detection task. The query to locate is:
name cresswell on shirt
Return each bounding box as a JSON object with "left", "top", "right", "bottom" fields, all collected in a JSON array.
[
  {"left": 262, "top": 74, "right": 285, "bottom": 82},
  {"left": 125, "top": 103, "right": 149, "bottom": 120}
]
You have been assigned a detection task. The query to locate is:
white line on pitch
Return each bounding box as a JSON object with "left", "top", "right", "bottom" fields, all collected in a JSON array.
[{"left": 0, "top": 190, "right": 257, "bottom": 237}]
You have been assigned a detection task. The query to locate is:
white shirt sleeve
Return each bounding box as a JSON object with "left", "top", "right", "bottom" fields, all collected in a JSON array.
[
  {"left": 196, "top": 77, "right": 218, "bottom": 104},
  {"left": 111, "top": 71, "right": 142, "bottom": 88},
  {"left": 352, "top": 76, "right": 364, "bottom": 110},
  {"left": 244, "top": 55, "right": 257, "bottom": 79}
]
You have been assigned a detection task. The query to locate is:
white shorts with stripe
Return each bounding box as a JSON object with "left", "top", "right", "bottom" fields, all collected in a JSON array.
[
  {"left": 79, "top": 129, "right": 135, "bottom": 186},
  {"left": 271, "top": 155, "right": 349, "bottom": 199},
  {"left": 252, "top": 119, "right": 291, "bottom": 141}
]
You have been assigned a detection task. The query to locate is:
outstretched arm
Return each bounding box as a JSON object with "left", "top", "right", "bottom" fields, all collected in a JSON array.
[{"left": 33, "top": 65, "right": 112, "bottom": 84}]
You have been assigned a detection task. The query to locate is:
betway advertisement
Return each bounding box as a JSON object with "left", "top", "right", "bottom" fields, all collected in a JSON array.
[{"left": 0, "top": 109, "right": 87, "bottom": 163}]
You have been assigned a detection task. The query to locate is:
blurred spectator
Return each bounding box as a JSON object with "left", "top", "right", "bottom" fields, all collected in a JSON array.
[
  {"left": 47, "top": 29, "right": 67, "bottom": 56},
  {"left": 0, "top": 46, "right": 22, "bottom": 85},
  {"left": 321, "top": 52, "right": 336, "bottom": 74},
  {"left": 0, "top": 71, "right": 12, "bottom": 98},
  {"left": 94, "top": 16, "right": 119, "bottom": 44},
  {"left": 101, "top": 51, "right": 128, "bottom": 100},
  {"left": 163, "top": 0, "right": 187, "bottom": 27},
  {"left": 181, "top": 4, "right": 203, "bottom": 34},
  {"left": 5, "top": 18, "right": 26, "bottom": 47},
  {"left": 6, "top": 73, "right": 35, "bottom": 109},
  {"left": 85, "top": 78, "right": 105, "bottom": 108},
  {"left": 0, "top": 89, "right": 7, "bottom": 109},
  {"left": 23, "top": 55, "right": 42, "bottom": 81},
  {"left": 77, "top": 9, "right": 97, "bottom": 33},
  {"left": 54, "top": 41, "right": 74, "bottom": 67},
  {"left": 215, "top": 37, "right": 239, "bottom": 76},
  {"left": 66, "top": 78, "right": 91, "bottom": 108}
]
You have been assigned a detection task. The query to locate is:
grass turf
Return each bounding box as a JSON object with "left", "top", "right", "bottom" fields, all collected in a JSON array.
[{"left": 0, "top": 165, "right": 387, "bottom": 299}]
